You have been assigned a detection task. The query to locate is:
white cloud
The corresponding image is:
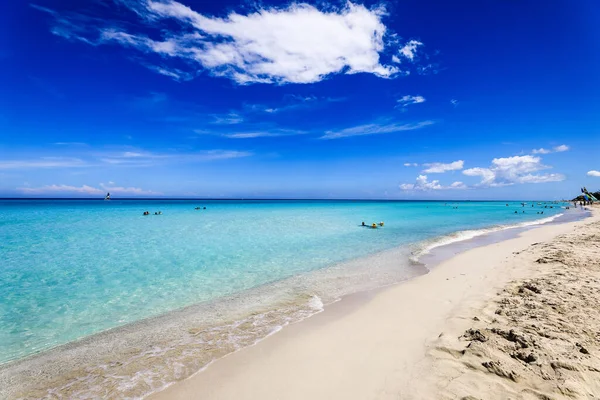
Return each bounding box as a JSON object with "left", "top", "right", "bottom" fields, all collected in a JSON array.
[
  {"left": 449, "top": 181, "right": 467, "bottom": 189},
  {"left": 450, "top": 99, "right": 458, "bottom": 107},
  {"left": 321, "top": 120, "right": 434, "bottom": 140},
  {"left": 531, "top": 144, "right": 569, "bottom": 154},
  {"left": 462, "top": 167, "right": 498, "bottom": 186},
  {"left": 404, "top": 163, "right": 418, "bottom": 167},
  {"left": 531, "top": 148, "right": 551, "bottom": 154},
  {"left": 587, "top": 170, "right": 600, "bottom": 177},
  {"left": 422, "top": 160, "right": 464, "bottom": 174},
  {"left": 399, "top": 175, "right": 466, "bottom": 191},
  {"left": 396, "top": 95, "right": 426, "bottom": 108},
  {"left": 517, "top": 173, "right": 566, "bottom": 183},
  {"left": 397, "top": 40, "right": 422, "bottom": 61},
  {"left": 462, "top": 155, "right": 564, "bottom": 187},
  {"left": 37, "top": 1, "right": 429, "bottom": 84},
  {"left": 19, "top": 183, "right": 160, "bottom": 196}
]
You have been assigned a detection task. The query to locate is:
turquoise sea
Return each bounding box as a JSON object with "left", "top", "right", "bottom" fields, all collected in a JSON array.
[{"left": 0, "top": 199, "right": 576, "bottom": 397}]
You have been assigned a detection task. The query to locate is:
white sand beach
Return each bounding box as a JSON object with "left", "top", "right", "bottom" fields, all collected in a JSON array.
[{"left": 151, "top": 206, "right": 600, "bottom": 400}]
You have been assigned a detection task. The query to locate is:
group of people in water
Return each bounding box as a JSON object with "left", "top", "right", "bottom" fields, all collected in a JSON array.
[
  {"left": 362, "top": 221, "right": 384, "bottom": 229},
  {"left": 143, "top": 206, "right": 206, "bottom": 215},
  {"left": 143, "top": 211, "right": 162, "bottom": 215},
  {"left": 514, "top": 210, "right": 544, "bottom": 214},
  {"left": 507, "top": 201, "right": 565, "bottom": 215}
]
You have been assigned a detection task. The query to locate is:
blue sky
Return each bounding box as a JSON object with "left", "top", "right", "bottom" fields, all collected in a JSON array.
[{"left": 1, "top": 0, "right": 599, "bottom": 199}]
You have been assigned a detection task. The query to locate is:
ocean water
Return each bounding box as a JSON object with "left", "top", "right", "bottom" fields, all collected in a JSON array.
[{"left": 0, "top": 199, "right": 572, "bottom": 398}]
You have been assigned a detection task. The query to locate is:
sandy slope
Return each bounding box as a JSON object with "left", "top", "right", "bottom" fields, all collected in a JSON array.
[
  {"left": 413, "top": 208, "right": 600, "bottom": 399},
  {"left": 152, "top": 207, "right": 598, "bottom": 400}
]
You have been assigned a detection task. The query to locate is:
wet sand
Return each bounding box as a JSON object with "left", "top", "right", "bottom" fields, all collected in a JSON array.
[{"left": 151, "top": 206, "right": 599, "bottom": 400}]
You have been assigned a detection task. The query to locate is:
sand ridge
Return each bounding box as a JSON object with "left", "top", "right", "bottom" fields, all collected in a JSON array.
[{"left": 420, "top": 210, "right": 600, "bottom": 399}]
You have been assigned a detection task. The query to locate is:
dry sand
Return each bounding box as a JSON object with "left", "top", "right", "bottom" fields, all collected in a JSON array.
[{"left": 151, "top": 207, "right": 600, "bottom": 400}]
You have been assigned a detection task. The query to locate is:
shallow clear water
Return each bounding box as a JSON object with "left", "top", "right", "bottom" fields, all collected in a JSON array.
[{"left": 0, "top": 199, "right": 567, "bottom": 364}]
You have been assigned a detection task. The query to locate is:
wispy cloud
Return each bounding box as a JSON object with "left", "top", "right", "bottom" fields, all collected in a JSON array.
[
  {"left": 320, "top": 120, "right": 434, "bottom": 140},
  {"left": 422, "top": 160, "right": 464, "bottom": 174},
  {"left": 18, "top": 184, "right": 105, "bottom": 195},
  {"left": 35, "top": 1, "right": 429, "bottom": 84},
  {"left": 396, "top": 95, "right": 426, "bottom": 109},
  {"left": 210, "top": 112, "right": 244, "bottom": 125},
  {"left": 222, "top": 130, "right": 305, "bottom": 139},
  {"left": 531, "top": 144, "right": 570, "bottom": 154},
  {"left": 1, "top": 149, "right": 252, "bottom": 170},
  {"left": 0, "top": 157, "right": 89, "bottom": 170},
  {"left": 462, "top": 155, "right": 564, "bottom": 187},
  {"left": 587, "top": 170, "right": 600, "bottom": 177},
  {"left": 399, "top": 174, "right": 466, "bottom": 191},
  {"left": 396, "top": 40, "right": 423, "bottom": 62},
  {"left": 403, "top": 163, "right": 418, "bottom": 167},
  {"left": 53, "top": 142, "right": 88, "bottom": 146},
  {"left": 194, "top": 127, "right": 306, "bottom": 139},
  {"left": 98, "top": 149, "right": 253, "bottom": 164},
  {"left": 143, "top": 64, "right": 195, "bottom": 81},
  {"left": 193, "top": 150, "right": 253, "bottom": 161},
  {"left": 531, "top": 148, "right": 550, "bottom": 154},
  {"left": 18, "top": 183, "right": 160, "bottom": 196},
  {"left": 450, "top": 99, "right": 459, "bottom": 107},
  {"left": 244, "top": 95, "right": 345, "bottom": 114}
]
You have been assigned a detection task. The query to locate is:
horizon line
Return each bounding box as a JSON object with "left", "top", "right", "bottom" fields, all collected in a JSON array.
[{"left": 0, "top": 197, "right": 572, "bottom": 202}]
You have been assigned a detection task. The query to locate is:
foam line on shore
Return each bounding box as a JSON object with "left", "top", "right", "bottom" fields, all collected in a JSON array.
[{"left": 411, "top": 213, "right": 565, "bottom": 263}]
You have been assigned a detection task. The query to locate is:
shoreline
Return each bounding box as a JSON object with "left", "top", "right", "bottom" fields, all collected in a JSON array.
[
  {"left": 150, "top": 206, "right": 598, "bottom": 400},
  {"left": 0, "top": 206, "right": 584, "bottom": 399}
]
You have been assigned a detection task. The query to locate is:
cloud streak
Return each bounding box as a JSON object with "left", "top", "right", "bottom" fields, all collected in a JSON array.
[
  {"left": 18, "top": 183, "right": 160, "bottom": 196},
  {"left": 0, "top": 157, "right": 88, "bottom": 170},
  {"left": 320, "top": 120, "right": 434, "bottom": 140},
  {"left": 1, "top": 149, "right": 252, "bottom": 170}
]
